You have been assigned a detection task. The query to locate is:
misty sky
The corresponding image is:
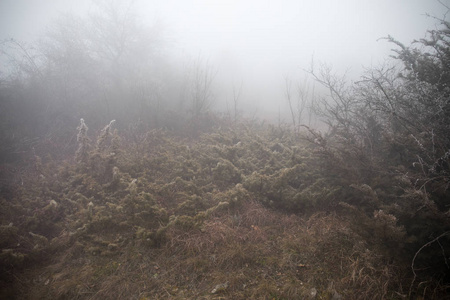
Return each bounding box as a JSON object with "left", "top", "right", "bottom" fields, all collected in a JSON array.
[{"left": 0, "top": 0, "right": 447, "bottom": 118}]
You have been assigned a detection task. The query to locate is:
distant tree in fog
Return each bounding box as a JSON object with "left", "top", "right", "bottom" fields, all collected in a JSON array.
[
  {"left": 188, "top": 56, "right": 217, "bottom": 119},
  {"left": 0, "top": 0, "right": 169, "bottom": 161},
  {"left": 0, "top": 1, "right": 168, "bottom": 139},
  {"left": 284, "top": 75, "right": 313, "bottom": 132},
  {"left": 39, "top": 0, "right": 167, "bottom": 126}
]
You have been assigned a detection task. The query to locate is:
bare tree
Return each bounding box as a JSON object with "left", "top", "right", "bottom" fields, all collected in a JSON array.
[
  {"left": 296, "top": 76, "right": 313, "bottom": 128},
  {"left": 189, "top": 56, "right": 217, "bottom": 119},
  {"left": 284, "top": 76, "right": 296, "bottom": 131},
  {"left": 284, "top": 75, "right": 313, "bottom": 132},
  {"left": 0, "top": 39, "right": 44, "bottom": 80},
  {"left": 232, "top": 80, "right": 243, "bottom": 125}
]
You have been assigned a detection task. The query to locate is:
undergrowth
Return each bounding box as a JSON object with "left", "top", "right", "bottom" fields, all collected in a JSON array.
[{"left": 0, "top": 120, "right": 448, "bottom": 299}]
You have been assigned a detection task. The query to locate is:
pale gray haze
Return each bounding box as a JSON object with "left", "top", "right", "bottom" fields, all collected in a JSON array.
[{"left": 0, "top": 0, "right": 447, "bottom": 120}]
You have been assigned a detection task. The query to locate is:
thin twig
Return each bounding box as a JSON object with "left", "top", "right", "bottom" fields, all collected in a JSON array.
[{"left": 409, "top": 231, "right": 450, "bottom": 296}]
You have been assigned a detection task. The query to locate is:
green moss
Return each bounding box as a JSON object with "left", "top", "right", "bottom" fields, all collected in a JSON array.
[{"left": 212, "top": 159, "right": 242, "bottom": 187}]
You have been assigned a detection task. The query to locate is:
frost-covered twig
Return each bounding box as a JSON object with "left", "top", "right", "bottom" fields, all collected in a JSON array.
[
  {"left": 75, "top": 118, "right": 90, "bottom": 163},
  {"left": 96, "top": 120, "right": 116, "bottom": 151}
]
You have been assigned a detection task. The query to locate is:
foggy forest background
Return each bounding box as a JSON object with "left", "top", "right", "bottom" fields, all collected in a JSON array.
[{"left": 1, "top": 0, "right": 450, "bottom": 299}]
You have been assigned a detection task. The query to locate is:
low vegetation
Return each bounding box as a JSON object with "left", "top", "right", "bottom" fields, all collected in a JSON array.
[{"left": 0, "top": 117, "right": 448, "bottom": 299}]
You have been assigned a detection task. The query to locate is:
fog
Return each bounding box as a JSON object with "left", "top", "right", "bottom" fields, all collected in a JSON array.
[{"left": 0, "top": 0, "right": 446, "bottom": 122}]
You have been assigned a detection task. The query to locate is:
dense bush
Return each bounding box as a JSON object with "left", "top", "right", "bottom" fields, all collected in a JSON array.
[{"left": 307, "top": 17, "right": 450, "bottom": 295}]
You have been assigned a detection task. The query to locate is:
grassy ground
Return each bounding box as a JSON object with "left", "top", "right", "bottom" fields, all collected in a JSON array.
[
  {"left": 0, "top": 122, "right": 439, "bottom": 299},
  {"left": 17, "top": 202, "right": 400, "bottom": 299}
]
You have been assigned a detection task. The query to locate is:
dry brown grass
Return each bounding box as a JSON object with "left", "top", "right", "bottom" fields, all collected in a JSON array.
[
  {"left": 3, "top": 125, "right": 422, "bottom": 300},
  {"left": 14, "top": 198, "right": 410, "bottom": 299}
]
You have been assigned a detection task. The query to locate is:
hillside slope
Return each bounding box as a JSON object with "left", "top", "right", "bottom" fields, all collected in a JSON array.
[{"left": 0, "top": 121, "right": 447, "bottom": 299}]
